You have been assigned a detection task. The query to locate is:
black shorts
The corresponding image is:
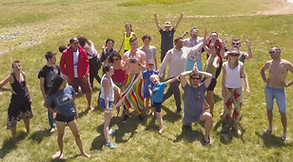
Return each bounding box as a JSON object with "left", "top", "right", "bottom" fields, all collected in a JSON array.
[
  {"left": 207, "top": 78, "right": 217, "bottom": 91},
  {"left": 152, "top": 101, "right": 162, "bottom": 113},
  {"left": 55, "top": 113, "right": 75, "bottom": 123}
]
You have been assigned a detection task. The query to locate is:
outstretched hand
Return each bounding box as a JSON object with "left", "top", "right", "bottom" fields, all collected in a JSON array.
[{"left": 245, "top": 39, "right": 252, "bottom": 47}]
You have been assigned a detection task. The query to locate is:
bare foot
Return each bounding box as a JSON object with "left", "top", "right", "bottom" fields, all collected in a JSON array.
[
  {"left": 87, "top": 106, "right": 94, "bottom": 111},
  {"left": 52, "top": 151, "right": 64, "bottom": 159},
  {"left": 13, "top": 137, "right": 19, "bottom": 144},
  {"left": 81, "top": 151, "right": 91, "bottom": 158}
]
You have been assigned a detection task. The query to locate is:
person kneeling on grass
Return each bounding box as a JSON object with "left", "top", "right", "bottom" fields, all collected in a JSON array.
[
  {"left": 179, "top": 64, "right": 213, "bottom": 146},
  {"left": 44, "top": 75, "right": 90, "bottom": 159},
  {"left": 100, "top": 64, "right": 120, "bottom": 149},
  {"left": 148, "top": 74, "right": 179, "bottom": 134}
]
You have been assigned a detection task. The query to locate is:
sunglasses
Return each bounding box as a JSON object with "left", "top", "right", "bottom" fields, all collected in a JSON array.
[
  {"left": 229, "top": 54, "right": 239, "bottom": 57},
  {"left": 269, "top": 51, "right": 276, "bottom": 55},
  {"left": 190, "top": 77, "right": 200, "bottom": 80},
  {"left": 232, "top": 43, "right": 240, "bottom": 45},
  {"left": 113, "top": 58, "right": 119, "bottom": 61}
]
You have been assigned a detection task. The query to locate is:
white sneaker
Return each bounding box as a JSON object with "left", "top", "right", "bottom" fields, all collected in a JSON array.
[{"left": 50, "top": 128, "right": 55, "bottom": 133}]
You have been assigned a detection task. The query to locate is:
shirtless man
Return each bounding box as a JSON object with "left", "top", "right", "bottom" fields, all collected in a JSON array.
[
  {"left": 118, "top": 36, "right": 146, "bottom": 122},
  {"left": 260, "top": 46, "right": 293, "bottom": 141}
]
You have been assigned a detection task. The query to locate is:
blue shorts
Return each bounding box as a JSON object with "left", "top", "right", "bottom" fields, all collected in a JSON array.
[
  {"left": 265, "top": 84, "right": 286, "bottom": 113},
  {"left": 185, "top": 59, "right": 202, "bottom": 71},
  {"left": 152, "top": 101, "right": 162, "bottom": 113},
  {"left": 99, "top": 98, "right": 113, "bottom": 110},
  {"left": 144, "top": 87, "right": 151, "bottom": 98}
]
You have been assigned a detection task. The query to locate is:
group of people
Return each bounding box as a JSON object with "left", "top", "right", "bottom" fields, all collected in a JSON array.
[{"left": 1, "top": 11, "right": 293, "bottom": 159}]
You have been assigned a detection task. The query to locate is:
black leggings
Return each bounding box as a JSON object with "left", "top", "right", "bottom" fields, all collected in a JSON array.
[{"left": 89, "top": 56, "right": 101, "bottom": 88}]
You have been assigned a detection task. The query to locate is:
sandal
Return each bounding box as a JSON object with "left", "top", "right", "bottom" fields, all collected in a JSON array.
[
  {"left": 281, "top": 134, "right": 288, "bottom": 141},
  {"left": 264, "top": 128, "right": 272, "bottom": 134}
]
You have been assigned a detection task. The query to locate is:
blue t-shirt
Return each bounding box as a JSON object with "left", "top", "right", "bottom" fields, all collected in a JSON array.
[
  {"left": 143, "top": 69, "right": 158, "bottom": 91},
  {"left": 151, "top": 82, "right": 166, "bottom": 103},
  {"left": 45, "top": 85, "right": 76, "bottom": 116}
]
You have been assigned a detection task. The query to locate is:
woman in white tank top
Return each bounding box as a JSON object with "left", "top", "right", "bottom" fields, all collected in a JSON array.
[
  {"left": 99, "top": 64, "right": 120, "bottom": 149},
  {"left": 221, "top": 48, "right": 249, "bottom": 136}
]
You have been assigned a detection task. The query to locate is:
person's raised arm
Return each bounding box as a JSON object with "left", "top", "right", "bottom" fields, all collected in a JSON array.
[
  {"left": 153, "top": 11, "right": 162, "bottom": 31},
  {"left": 173, "top": 12, "right": 184, "bottom": 30},
  {"left": 203, "top": 28, "right": 211, "bottom": 55},
  {"left": 165, "top": 76, "right": 179, "bottom": 86},
  {"left": 179, "top": 70, "right": 192, "bottom": 87},
  {"left": 201, "top": 71, "right": 212, "bottom": 88},
  {"left": 181, "top": 30, "right": 189, "bottom": 39},
  {"left": 118, "top": 33, "right": 126, "bottom": 54},
  {"left": 220, "top": 38, "right": 227, "bottom": 60},
  {"left": 245, "top": 39, "right": 253, "bottom": 59}
]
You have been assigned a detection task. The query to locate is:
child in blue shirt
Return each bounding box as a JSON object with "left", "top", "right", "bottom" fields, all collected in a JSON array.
[
  {"left": 148, "top": 74, "right": 178, "bottom": 134},
  {"left": 143, "top": 60, "right": 158, "bottom": 116}
]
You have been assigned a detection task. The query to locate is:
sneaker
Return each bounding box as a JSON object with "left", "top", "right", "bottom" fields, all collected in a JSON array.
[
  {"left": 204, "top": 138, "right": 211, "bottom": 146},
  {"left": 50, "top": 128, "right": 55, "bottom": 133},
  {"left": 108, "top": 129, "right": 115, "bottom": 135},
  {"left": 281, "top": 134, "right": 288, "bottom": 141},
  {"left": 138, "top": 114, "right": 143, "bottom": 121},
  {"left": 122, "top": 115, "right": 129, "bottom": 123},
  {"left": 106, "top": 142, "right": 116, "bottom": 149}
]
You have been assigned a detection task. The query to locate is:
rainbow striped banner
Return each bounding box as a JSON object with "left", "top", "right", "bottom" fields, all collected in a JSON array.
[{"left": 116, "top": 72, "right": 144, "bottom": 114}]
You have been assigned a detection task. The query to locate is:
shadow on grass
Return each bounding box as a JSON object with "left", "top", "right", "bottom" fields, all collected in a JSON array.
[
  {"left": 161, "top": 106, "right": 182, "bottom": 123},
  {"left": 173, "top": 124, "right": 204, "bottom": 144},
  {"left": 255, "top": 131, "right": 290, "bottom": 148},
  {"left": 0, "top": 138, "right": 16, "bottom": 158},
  {"left": 29, "top": 129, "right": 51, "bottom": 143},
  {"left": 214, "top": 119, "right": 246, "bottom": 144},
  {"left": 0, "top": 131, "right": 29, "bottom": 158},
  {"left": 145, "top": 116, "right": 160, "bottom": 132},
  {"left": 90, "top": 112, "right": 142, "bottom": 151}
]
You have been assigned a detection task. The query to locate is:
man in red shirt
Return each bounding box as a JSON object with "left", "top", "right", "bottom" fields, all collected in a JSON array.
[{"left": 60, "top": 38, "right": 93, "bottom": 110}]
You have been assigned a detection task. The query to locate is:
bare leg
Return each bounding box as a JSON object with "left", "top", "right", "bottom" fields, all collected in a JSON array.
[
  {"left": 207, "top": 91, "right": 214, "bottom": 116},
  {"left": 10, "top": 127, "right": 18, "bottom": 143},
  {"left": 200, "top": 112, "right": 213, "bottom": 141},
  {"left": 145, "top": 98, "right": 150, "bottom": 115},
  {"left": 156, "top": 112, "right": 164, "bottom": 134},
  {"left": 280, "top": 113, "right": 287, "bottom": 137},
  {"left": 266, "top": 109, "right": 273, "bottom": 132},
  {"left": 67, "top": 119, "right": 90, "bottom": 158},
  {"left": 103, "top": 110, "right": 112, "bottom": 143},
  {"left": 23, "top": 118, "right": 30, "bottom": 134},
  {"left": 55, "top": 121, "right": 65, "bottom": 159},
  {"left": 114, "top": 88, "right": 120, "bottom": 117},
  {"left": 86, "top": 92, "right": 93, "bottom": 110}
]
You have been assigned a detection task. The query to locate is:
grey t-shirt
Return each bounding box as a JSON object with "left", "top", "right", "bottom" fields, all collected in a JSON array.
[
  {"left": 138, "top": 45, "right": 157, "bottom": 63},
  {"left": 182, "top": 83, "right": 206, "bottom": 125}
]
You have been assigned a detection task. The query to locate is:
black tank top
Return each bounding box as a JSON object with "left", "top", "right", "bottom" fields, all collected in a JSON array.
[{"left": 10, "top": 73, "right": 29, "bottom": 99}]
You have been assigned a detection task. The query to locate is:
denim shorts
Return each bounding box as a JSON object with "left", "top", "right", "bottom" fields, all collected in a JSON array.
[
  {"left": 99, "top": 98, "right": 113, "bottom": 110},
  {"left": 152, "top": 101, "right": 162, "bottom": 113},
  {"left": 265, "top": 84, "right": 286, "bottom": 113}
]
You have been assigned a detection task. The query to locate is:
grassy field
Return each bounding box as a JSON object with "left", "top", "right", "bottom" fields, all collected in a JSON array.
[{"left": 0, "top": 0, "right": 293, "bottom": 161}]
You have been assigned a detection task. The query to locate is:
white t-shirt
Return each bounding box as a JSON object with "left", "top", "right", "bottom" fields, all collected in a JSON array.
[
  {"left": 73, "top": 49, "right": 79, "bottom": 78},
  {"left": 223, "top": 61, "right": 243, "bottom": 88}
]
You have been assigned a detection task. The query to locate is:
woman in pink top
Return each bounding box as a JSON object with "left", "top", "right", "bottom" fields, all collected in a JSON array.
[{"left": 108, "top": 52, "right": 127, "bottom": 117}]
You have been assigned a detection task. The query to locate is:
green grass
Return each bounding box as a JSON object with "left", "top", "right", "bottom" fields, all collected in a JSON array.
[{"left": 0, "top": 0, "right": 293, "bottom": 161}]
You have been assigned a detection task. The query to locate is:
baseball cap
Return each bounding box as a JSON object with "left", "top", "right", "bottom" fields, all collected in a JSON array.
[
  {"left": 228, "top": 47, "right": 240, "bottom": 55},
  {"left": 147, "top": 60, "right": 155, "bottom": 65},
  {"left": 69, "top": 37, "right": 79, "bottom": 44},
  {"left": 164, "top": 21, "right": 171, "bottom": 27}
]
